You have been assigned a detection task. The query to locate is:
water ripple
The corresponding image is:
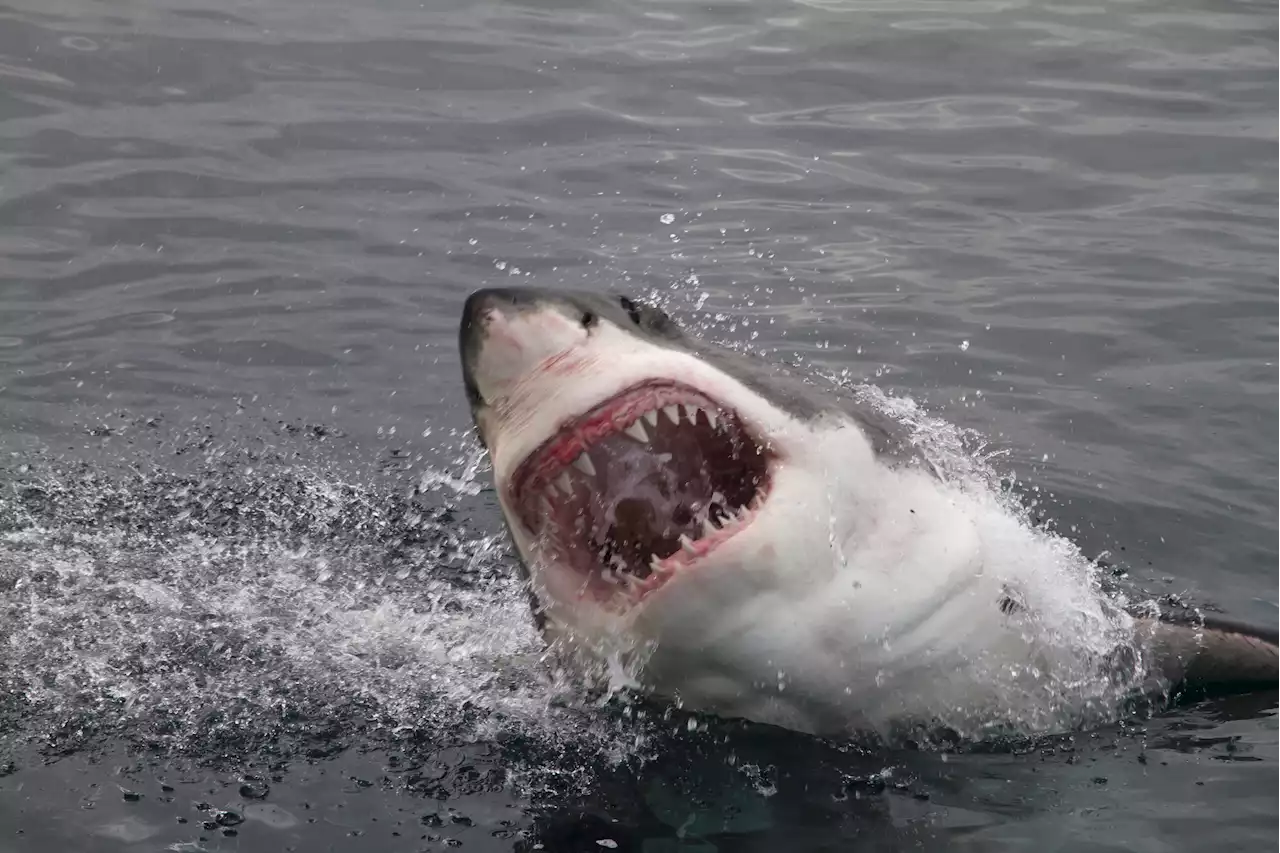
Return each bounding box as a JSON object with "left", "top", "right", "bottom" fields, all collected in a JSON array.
[{"left": 0, "top": 0, "right": 1274, "bottom": 846}]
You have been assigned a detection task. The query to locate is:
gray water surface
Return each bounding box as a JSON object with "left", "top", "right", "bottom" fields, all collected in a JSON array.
[{"left": 1, "top": 1, "right": 1276, "bottom": 851}]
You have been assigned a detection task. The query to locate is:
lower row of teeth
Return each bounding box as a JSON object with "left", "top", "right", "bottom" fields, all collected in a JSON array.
[{"left": 590, "top": 495, "right": 763, "bottom": 590}]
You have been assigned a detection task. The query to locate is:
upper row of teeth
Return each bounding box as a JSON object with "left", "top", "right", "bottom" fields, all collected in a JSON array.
[
  {"left": 621, "top": 403, "right": 718, "bottom": 444},
  {"left": 550, "top": 403, "right": 720, "bottom": 490}
]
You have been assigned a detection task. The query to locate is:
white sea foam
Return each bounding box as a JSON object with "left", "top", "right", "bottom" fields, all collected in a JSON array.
[{"left": 0, "top": 442, "right": 643, "bottom": 780}]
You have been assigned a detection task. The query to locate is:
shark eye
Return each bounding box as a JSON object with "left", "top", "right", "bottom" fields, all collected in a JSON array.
[
  {"left": 580, "top": 310, "right": 598, "bottom": 329},
  {"left": 619, "top": 296, "right": 644, "bottom": 326}
]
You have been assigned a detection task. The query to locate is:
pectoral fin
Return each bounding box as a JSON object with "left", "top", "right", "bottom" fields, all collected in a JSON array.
[{"left": 1137, "top": 613, "right": 1278, "bottom": 691}]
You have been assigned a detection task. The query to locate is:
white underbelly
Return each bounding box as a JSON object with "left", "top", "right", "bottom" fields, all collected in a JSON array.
[{"left": 633, "top": 469, "right": 1136, "bottom": 738}]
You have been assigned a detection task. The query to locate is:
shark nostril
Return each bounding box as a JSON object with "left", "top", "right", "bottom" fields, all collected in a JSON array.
[{"left": 464, "top": 289, "right": 518, "bottom": 335}]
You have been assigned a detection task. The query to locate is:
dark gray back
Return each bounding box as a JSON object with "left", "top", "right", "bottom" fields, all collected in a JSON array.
[{"left": 458, "top": 286, "right": 920, "bottom": 462}]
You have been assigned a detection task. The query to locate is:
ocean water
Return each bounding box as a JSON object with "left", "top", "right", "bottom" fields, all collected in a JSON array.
[{"left": 0, "top": 1, "right": 1275, "bottom": 851}]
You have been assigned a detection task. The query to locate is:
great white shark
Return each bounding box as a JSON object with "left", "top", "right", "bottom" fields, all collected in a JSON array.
[{"left": 458, "top": 286, "right": 1277, "bottom": 740}]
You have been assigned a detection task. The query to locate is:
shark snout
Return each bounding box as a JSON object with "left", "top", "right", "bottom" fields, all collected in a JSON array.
[{"left": 459, "top": 288, "right": 589, "bottom": 408}]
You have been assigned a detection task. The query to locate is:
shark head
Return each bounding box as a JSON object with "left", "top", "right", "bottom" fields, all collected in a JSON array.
[{"left": 459, "top": 289, "right": 890, "bottom": 646}]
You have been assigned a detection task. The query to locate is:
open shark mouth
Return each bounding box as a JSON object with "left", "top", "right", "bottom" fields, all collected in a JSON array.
[{"left": 509, "top": 380, "right": 772, "bottom": 602}]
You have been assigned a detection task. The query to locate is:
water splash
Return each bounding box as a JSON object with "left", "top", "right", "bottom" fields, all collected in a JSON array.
[{"left": 0, "top": 417, "right": 655, "bottom": 788}]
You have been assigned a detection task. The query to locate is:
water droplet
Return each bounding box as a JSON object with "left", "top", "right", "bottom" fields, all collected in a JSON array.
[
  {"left": 659, "top": 213, "right": 675, "bottom": 225},
  {"left": 239, "top": 779, "right": 269, "bottom": 799},
  {"left": 61, "top": 35, "right": 99, "bottom": 51}
]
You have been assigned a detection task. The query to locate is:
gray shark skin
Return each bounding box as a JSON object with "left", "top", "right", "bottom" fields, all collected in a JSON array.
[{"left": 458, "top": 286, "right": 1277, "bottom": 738}]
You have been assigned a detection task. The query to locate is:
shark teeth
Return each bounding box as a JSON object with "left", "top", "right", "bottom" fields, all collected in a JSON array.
[
  {"left": 595, "top": 488, "right": 767, "bottom": 598},
  {"left": 520, "top": 384, "right": 773, "bottom": 602},
  {"left": 653, "top": 403, "right": 718, "bottom": 430}
]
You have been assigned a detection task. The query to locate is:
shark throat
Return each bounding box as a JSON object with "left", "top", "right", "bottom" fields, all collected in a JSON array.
[{"left": 510, "top": 381, "right": 770, "bottom": 600}]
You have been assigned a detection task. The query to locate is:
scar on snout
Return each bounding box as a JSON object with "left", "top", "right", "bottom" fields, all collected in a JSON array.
[{"left": 540, "top": 351, "right": 577, "bottom": 374}]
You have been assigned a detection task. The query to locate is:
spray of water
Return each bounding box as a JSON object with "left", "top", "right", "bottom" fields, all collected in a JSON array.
[{"left": 0, "top": 417, "right": 670, "bottom": 798}]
